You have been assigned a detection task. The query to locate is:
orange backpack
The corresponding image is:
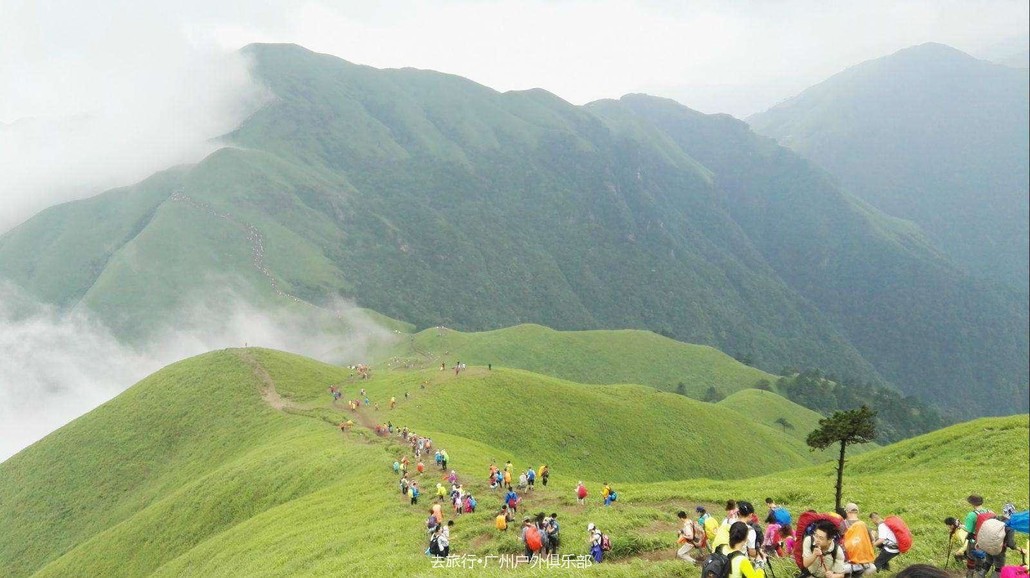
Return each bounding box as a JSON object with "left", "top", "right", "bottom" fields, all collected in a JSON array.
[
  {"left": 526, "top": 525, "right": 543, "bottom": 551},
  {"left": 843, "top": 521, "right": 876, "bottom": 564}
]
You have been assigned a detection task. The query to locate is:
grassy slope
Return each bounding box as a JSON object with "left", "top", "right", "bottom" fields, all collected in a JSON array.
[
  {"left": 1, "top": 349, "right": 1026, "bottom": 577},
  {"left": 381, "top": 324, "right": 777, "bottom": 398}
]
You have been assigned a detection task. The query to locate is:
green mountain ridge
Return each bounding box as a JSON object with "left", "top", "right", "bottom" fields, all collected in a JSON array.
[
  {"left": 0, "top": 43, "right": 1025, "bottom": 417},
  {"left": 0, "top": 348, "right": 1024, "bottom": 577},
  {"left": 749, "top": 42, "right": 1030, "bottom": 293}
]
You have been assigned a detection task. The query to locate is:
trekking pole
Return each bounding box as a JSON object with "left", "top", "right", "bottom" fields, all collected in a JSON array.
[{"left": 765, "top": 554, "right": 778, "bottom": 578}]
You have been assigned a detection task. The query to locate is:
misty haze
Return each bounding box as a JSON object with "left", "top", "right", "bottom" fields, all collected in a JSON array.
[{"left": 1, "top": 2, "right": 1027, "bottom": 576}]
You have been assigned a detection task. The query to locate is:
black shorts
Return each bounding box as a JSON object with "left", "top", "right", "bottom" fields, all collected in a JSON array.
[{"left": 528, "top": 479, "right": 535, "bottom": 486}]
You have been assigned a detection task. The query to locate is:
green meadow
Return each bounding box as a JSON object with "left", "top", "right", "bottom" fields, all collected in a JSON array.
[{"left": 1, "top": 348, "right": 1026, "bottom": 577}]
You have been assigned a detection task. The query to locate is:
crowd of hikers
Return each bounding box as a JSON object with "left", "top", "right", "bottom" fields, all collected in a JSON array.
[
  {"left": 666, "top": 497, "right": 1029, "bottom": 578},
  {"left": 330, "top": 366, "right": 1028, "bottom": 574}
]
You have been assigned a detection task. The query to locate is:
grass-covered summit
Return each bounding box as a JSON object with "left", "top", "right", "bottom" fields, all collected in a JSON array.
[{"left": 1, "top": 348, "right": 1025, "bottom": 577}]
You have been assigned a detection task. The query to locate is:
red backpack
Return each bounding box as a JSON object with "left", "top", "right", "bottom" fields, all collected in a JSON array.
[
  {"left": 793, "top": 512, "right": 844, "bottom": 570},
  {"left": 526, "top": 526, "right": 543, "bottom": 552},
  {"left": 884, "top": 516, "right": 912, "bottom": 553},
  {"left": 577, "top": 486, "right": 587, "bottom": 499},
  {"left": 974, "top": 511, "right": 996, "bottom": 535}
]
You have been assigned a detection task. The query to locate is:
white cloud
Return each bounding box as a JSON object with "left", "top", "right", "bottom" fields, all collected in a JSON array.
[{"left": 0, "top": 284, "right": 396, "bottom": 462}]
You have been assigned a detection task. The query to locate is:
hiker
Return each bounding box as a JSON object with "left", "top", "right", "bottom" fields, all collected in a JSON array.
[
  {"left": 503, "top": 469, "right": 512, "bottom": 490},
  {"left": 447, "top": 470, "right": 458, "bottom": 485},
  {"left": 435, "top": 483, "right": 447, "bottom": 503},
  {"left": 505, "top": 460, "right": 513, "bottom": 474},
  {"left": 963, "top": 494, "right": 994, "bottom": 576},
  {"left": 870, "top": 513, "right": 900, "bottom": 571},
  {"left": 410, "top": 482, "right": 420, "bottom": 505},
  {"left": 945, "top": 517, "right": 970, "bottom": 563},
  {"left": 522, "top": 517, "right": 543, "bottom": 560},
  {"left": 526, "top": 468, "right": 536, "bottom": 492},
  {"left": 731, "top": 500, "right": 762, "bottom": 561},
  {"left": 764, "top": 512, "right": 783, "bottom": 557},
  {"left": 540, "top": 465, "right": 549, "bottom": 487},
  {"left": 393, "top": 460, "right": 400, "bottom": 474},
  {"left": 546, "top": 513, "right": 561, "bottom": 555},
  {"left": 602, "top": 483, "right": 612, "bottom": 504},
  {"left": 782, "top": 525, "right": 796, "bottom": 557},
  {"left": 576, "top": 482, "right": 588, "bottom": 505},
  {"left": 841, "top": 503, "right": 877, "bottom": 575},
  {"left": 699, "top": 507, "right": 719, "bottom": 550},
  {"left": 434, "top": 450, "right": 443, "bottom": 470},
  {"left": 535, "top": 513, "right": 553, "bottom": 556},
  {"left": 517, "top": 472, "right": 528, "bottom": 491},
  {"left": 464, "top": 494, "right": 476, "bottom": 514},
  {"left": 432, "top": 502, "right": 443, "bottom": 525},
  {"left": 496, "top": 508, "right": 509, "bottom": 531},
  {"left": 437, "top": 520, "right": 453, "bottom": 557},
  {"left": 604, "top": 488, "right": 618, "bottom": 507},
  {"left": 803, "top": 519, "right": 848, "bottom": 578},
  {"left": 588, "top": 523, "right": 605, "bottom": 563},
  {"left": 390, "top": 396, "right": 396, "bottom": 409},
  {"left": 677, "top": 510, "right": 701, "bottom": 563},
  {"left": 453, "top": 488, "right": 464, "bottom": 516},
  {"left": 983, "top": 505, "right": 1026, "bottom": 578},
  {"left": 441, "top": 450, "right": 449, "bottom": 471},
  {"left": 716, "top": 521, "right": 766, "bottom": 578},
  {"left": 504, "top": 488, "right": 520, "bottom": 514},
  {"left": 417, "top": 460, "right": 425, "bottom": 475},
  {"left": 426, "top": 509, "right": 439, "bottom": 534}
]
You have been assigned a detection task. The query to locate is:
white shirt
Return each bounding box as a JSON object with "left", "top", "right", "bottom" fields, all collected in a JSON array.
[{"left": 877, "top": 522, "right": 899, "bottom": 553}]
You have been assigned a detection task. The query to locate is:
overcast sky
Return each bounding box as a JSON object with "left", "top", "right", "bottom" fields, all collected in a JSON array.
[{"left": 2, "top": 0, "right": 1027, "bottom": 231}]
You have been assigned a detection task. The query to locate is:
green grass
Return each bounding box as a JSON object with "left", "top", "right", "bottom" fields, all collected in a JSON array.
[
  {"left": 1, "top": 348, "right": 1026, "bottom": 577},
  {"left": 380, "top": 324, "right": 777, "bottom": 398}
]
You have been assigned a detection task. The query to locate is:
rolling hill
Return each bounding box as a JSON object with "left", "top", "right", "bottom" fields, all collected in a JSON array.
[
  {"left": 378, "top": 324, "right": 777, "bottom": 398},
  {"left": 0, "top": 43, "right": 1025, "bottom": 417},
  {"left": 0, "top": 348, "right": 1025, "bottom": 577}
]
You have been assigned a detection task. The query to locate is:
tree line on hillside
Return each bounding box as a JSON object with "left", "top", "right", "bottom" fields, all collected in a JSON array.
[{"left": 775, "top": 369, "right": 947, "bottom": 444}]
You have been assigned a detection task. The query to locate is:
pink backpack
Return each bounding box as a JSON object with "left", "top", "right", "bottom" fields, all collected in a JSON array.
[{"left": 1000, "top": 567, "right": 1029, "bottom": 578}]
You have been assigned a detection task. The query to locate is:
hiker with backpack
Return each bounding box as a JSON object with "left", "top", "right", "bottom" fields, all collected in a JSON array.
[
  {"left": 965, "top": 495, "right": 996, "bottom": 577},
  {"left": 700, "top": 507, "right": 720, "bottom": 551},
  {"left": 526, "top": 468, "right": 536, "bottom": 492},
  {"left": 504, "top": 488, "right": 520, "bottom": 514},
  {"left": 737, "top": 500, "right": 770, "bottom": 564},
  {"left": 588, "top": 523, "right": 607, "bottom": 563},
  {"left": 535, "top": 513, "right": 552, "bottom": 556},
  {"left": 841, "top": 504, "right": 877, "bottom": 576},
  {"left": 678, "top": 510, "right": 704, "bottom": 563},
  {"left": 496, "top": 508, "right": 509, "bottom": 532},
  {"left": 436, "top": 520, "right": 453, "bottom": 557},
  {"left": 707, "top": 521, "right": 767, "bottom": 578},
  {"left": 539, "top": 465, "right": 549, "bottom": 487},
  {"left": 546, "top": 513, "right": 561, "bottom": 555},
  {"left": 803, "top": 519, "right": 848, "bottom": 578},
  {"left": 981, "top": 505, "right": 1027, "bottom": 578},
  {"left": 764, "top": 512, "right": 783, "bottom": 557},
  {"left": 576, "top": 482, "right": 588, "bottom": 505},
  {"left": 870, "top": 513, "right": 902, "bottom": 571},
  {"left": 946, "top": 517, "right": 970, "bottom": 563},
  {"left": 523, "top": 517, "right": 543, "bottom": 561}
]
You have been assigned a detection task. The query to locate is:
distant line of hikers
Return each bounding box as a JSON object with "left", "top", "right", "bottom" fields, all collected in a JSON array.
[{"left": 330, "top": 374, "right": 1027, "bottom": 574}]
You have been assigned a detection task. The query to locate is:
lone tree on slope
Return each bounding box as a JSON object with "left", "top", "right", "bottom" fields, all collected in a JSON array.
[{"left": 806, "top": 405, "right": 877, "bottom": 514}]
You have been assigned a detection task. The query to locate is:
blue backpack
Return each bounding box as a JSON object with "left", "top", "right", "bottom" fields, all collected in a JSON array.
[
  {"left": 1008, "top": 511, "right": 1029, "bottom": 534},
  {"left": 774, "top": 507, "right": 792, "bottom": 527}
]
